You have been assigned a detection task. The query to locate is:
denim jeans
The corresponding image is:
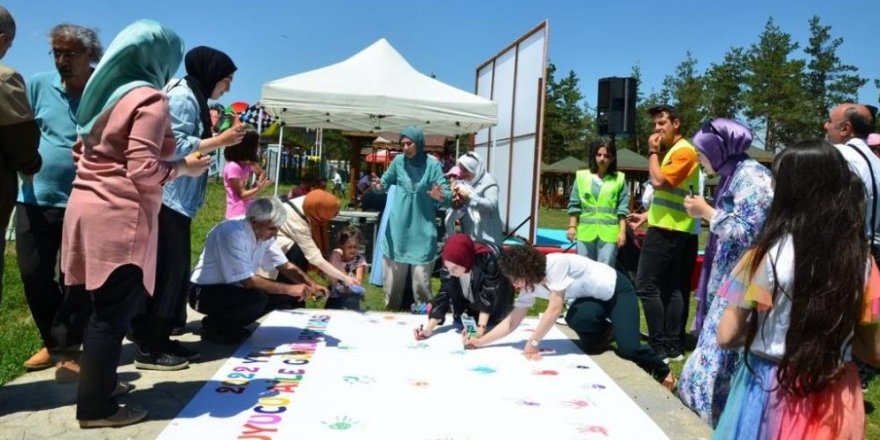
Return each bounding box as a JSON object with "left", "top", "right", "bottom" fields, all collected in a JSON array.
[{"left": 576, "top": 239, "right": 619, "bottom": 267}]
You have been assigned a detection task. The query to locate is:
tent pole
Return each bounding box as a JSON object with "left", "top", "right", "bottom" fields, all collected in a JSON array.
[{"left": 275, "top": 124, "right": 284, "bottom": 197}]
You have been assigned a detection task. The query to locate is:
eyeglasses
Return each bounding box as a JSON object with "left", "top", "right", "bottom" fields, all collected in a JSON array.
[{"left": 50, "top": 49, "right": 81, "bottom": 59}]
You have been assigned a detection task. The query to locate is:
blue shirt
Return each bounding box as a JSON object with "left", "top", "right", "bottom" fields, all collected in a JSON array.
[
  {"left": 18, "top": 71, "right": 79, "bottom": 207},
  {"left": 161, "top": 79, "right": 207, "bottom": 218}
]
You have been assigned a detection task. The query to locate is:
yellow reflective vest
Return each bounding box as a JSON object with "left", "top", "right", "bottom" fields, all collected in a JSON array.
[
  {"left": 647, "top": 139, "right": 699, "bottom": 233},
  {"left": 575, "top": 170, "right": 626, "bottom": 243}
]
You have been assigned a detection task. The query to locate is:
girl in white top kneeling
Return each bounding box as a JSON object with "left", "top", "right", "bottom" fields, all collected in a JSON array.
[{"left": 463, "top": 246, "right": 675, "bottom": 390}]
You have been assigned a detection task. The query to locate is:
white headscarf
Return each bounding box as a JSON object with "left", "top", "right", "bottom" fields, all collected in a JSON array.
[{"left": 457, "top": 152, "right": 485, "bottom": 186}]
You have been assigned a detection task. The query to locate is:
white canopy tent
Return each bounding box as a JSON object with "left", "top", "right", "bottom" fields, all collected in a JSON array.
[{"left": 260, "top": 38, "right": 497, "bottom": 136}]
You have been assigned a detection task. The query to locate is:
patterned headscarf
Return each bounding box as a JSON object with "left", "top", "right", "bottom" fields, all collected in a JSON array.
[{"left": 691, "top": 118, "right": 753, "bottom": 332}]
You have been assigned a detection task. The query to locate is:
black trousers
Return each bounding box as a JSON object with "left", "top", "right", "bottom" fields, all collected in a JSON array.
[
  {"left": 271, "top": 244, "right": 308, "bottom": 310},
  {"left": 634, "top": 227, "right": 698, "bottom": 353},
  {"left": 76, "top": 265, "right": 146, "bottom": 420},
  {"left": 15, "top": 203, "right": 89, "bottom": 352},
  {"left": 189, "top": 283, "right": 269, "bottom": 331},
  {"left": 566, "top": 272, "right": 670, "bottom": 382},
  {"left": 131, "top": 206, "right": 191, "bottom": 350}
]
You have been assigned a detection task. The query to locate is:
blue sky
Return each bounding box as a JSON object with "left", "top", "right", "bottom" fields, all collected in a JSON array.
[{"left": 4, "top": 1, "right": 878, "bottom": 112}]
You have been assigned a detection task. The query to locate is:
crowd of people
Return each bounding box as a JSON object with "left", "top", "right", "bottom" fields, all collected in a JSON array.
[{"left": 2, "top": 9, "right": 880, "bottom": 438}]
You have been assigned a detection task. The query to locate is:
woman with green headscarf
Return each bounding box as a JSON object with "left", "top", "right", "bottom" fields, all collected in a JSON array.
[
  {"left": 373, "top": 126, "right": 450, "bottom": 310},
  {"left": 59, "top": 20, "right": 210, "bottom": 429}
]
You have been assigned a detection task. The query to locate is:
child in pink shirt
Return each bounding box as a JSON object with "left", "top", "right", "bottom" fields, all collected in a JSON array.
[{"left": 223, "top": 128, "right": 269, "bottom": 218}]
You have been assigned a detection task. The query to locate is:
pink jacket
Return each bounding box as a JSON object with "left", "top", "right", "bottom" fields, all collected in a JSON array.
[{"left": 61, "top": 87, "right": 177, "bottom": 295}]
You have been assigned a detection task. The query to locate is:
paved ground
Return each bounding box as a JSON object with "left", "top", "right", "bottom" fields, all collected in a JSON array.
[{"left": 0, "top": 310, "right": 712, "bottom": 439}]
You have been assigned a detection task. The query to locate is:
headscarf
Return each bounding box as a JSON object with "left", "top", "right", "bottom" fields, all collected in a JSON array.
[
  {"left": 302, "top": 189, "right": 340, "bottom": 259},
  {"left": 441, "top": 233, "right": 491, "bottom": 272},
  {"left": 400, "top": 126, "right": 427, "bottom": 167},
  {"left": 76, "top": 20, "right": 183, "bottom": 142},
  {"left": 691, "top": 118, "right": 752, "bottom": 332},
  {"left": 457, "top": 151, "right": 486, "bottom": 186},
  {"left": 184, "top": 46, "right": 237, "bottom": 139}
]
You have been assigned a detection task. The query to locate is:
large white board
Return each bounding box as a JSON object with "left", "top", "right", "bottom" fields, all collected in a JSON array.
[
  {"left": 158, "top": 309, "right": 668, "bottom": 439},
  {"left": 474, "top": 22, "right": 548, "bottom": 243}
]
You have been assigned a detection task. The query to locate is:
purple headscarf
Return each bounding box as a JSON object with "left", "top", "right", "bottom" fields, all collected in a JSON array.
[{"left": 691, "top": 118, "right": 752, "bottom": 333}]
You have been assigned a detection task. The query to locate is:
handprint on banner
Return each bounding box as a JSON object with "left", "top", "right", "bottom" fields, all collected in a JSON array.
[{"left": 322, "top": 415, "right": 359, "bottom": 431}]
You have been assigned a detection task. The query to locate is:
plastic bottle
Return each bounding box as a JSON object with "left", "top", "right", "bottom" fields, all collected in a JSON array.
[{"left": 461, "top": 313, "right": 477, "bottom": 337}]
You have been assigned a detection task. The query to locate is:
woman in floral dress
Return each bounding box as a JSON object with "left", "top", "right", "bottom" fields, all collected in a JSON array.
[{"left": 676, "top": 118, "right": 774, "bottom": 425}]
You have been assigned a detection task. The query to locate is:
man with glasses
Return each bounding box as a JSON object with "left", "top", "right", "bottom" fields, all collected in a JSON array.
[
  {"left": 0, "top": 6, "right": 41, "bottom": 308},
  {"left": 826, "top": 103, "right": 880, "bottom": 390},
  {"left": 634, "top": 104, "right": 699, "bottom": 364},
  {"left": 17, "top": 24, "right": 102, "bottom": 377},
  {"left": 826, "top": 104, "right": 880, "bottom": 258}
]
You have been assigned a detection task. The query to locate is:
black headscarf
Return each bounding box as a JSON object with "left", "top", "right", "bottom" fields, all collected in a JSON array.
[{"left": 184, "top": 46, "right": 237, "bottom": 139}]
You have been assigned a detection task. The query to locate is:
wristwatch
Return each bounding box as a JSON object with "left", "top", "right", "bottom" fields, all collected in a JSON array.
[
  {"left": 528, "top": 339, "right": 539, "bottom": 348},
  {"left": 648, "top": 151, "right": 659, "bottom": 156}
]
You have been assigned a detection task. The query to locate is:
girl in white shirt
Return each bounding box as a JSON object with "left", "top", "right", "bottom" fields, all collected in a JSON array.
[
  {"left": 714, "top": 139, "right": 880, "bottom": 439},
  {"left": 463, "top": 246, "right": 675, "bottom": 390}
]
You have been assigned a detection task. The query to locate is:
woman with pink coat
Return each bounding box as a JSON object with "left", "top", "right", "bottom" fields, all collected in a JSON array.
[{"left": 60, "top": 20, "right": 210, "bottom": 428}]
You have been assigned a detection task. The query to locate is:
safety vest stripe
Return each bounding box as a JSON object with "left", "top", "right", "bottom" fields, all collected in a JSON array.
[
  {"left": 666, "top": 187, "right": 689, "bottom": 197},
  {"left": 580, "top": 206, "right": 617, "bottom": 214},
  {"left": 578, "top": 218, "right": 619, "bottom": 225},
  {"left": 651, "top": 197, "right": 687, "bottom": 213}
]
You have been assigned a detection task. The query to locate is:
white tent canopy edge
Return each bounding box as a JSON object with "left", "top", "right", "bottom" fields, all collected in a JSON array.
[{"left": 259, "top": 38, "right": 497, "bottom": 136}]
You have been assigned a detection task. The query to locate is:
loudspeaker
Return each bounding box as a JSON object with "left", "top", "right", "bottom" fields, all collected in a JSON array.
[{"left": 597, "top": 77, "right": 637, "bottom": 136}]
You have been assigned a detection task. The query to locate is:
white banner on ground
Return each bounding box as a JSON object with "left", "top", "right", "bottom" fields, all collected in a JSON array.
[{"left": 158, "top": 310, "right": 668, "bottom": 439}]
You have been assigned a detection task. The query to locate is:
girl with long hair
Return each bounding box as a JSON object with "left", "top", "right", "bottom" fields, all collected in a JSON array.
[
  {"left": 567, "top": 138, "right": 629, "bottom": 266},
  {"left": 714, "top": 139, "right": 880, "bottom": 439}
]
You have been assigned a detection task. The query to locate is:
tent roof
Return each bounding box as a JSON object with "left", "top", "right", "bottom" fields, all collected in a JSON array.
[
  {"left": 616, "top": 148, "right": 648, "bottom": 171},
  {"left": 260, "top": 38, "right": 497, "bottom": 136},
  {"left": 372, "top": 136, "right": 394, "bottom": 147},
  {"left": 542, "top": 156, "right": 588, "bottom": 174}
]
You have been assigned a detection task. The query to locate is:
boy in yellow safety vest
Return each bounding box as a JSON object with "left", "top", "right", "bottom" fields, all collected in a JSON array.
[{"left": 633, "top": 104, "right": 699, "bottom": 363}]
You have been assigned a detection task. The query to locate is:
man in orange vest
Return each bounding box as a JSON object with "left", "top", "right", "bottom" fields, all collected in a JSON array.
[{"left": 635, "top": 105, "right": 699, "bottom": 363}]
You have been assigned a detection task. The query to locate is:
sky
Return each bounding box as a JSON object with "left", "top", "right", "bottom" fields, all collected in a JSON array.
[{"left": 3, "top": 0, "right": 879, "bottom": 113}]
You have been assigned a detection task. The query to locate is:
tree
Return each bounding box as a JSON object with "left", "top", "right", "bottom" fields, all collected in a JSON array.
[
  {"left": 541, "top": 64, "right": 589, "bottom": 163},
  {"left": 742, "top": 18, "right": 810, "bottom": 152},
  {"left": 541, "top": 63, "right": 563, "bottom": 163},
  {"left": 804, "top": 15, "right": 866, "bottom": 137},
  {"left": 660, "top": 51, "right": 706, "bottom": 137},
  {"left": 703, "top": 47, "right": 747, "bottom": 119}
]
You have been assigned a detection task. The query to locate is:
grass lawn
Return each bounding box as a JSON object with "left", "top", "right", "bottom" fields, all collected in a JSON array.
[{"left": 1, "top": 183, "right": 877, "bottom": 437}]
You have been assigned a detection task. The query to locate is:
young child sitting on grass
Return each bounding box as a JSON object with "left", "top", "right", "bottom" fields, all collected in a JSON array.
[{"left": 326, "top": 226, "right": 367, "bottom": 310}]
